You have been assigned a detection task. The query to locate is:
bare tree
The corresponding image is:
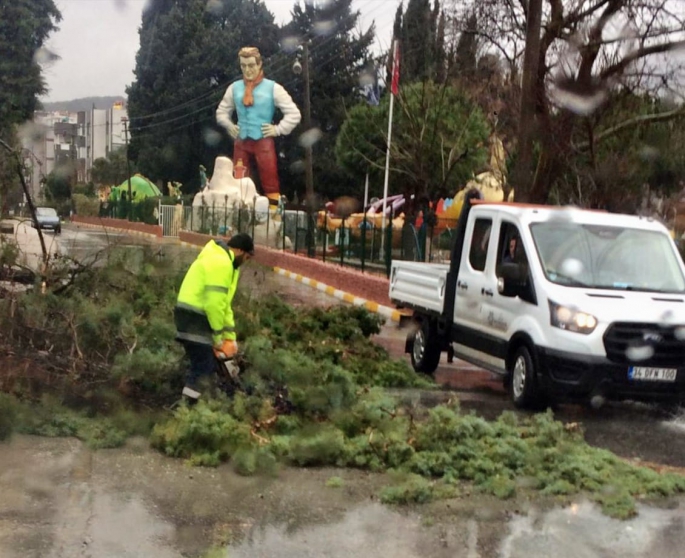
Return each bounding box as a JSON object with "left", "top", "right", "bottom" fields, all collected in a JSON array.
[{"left": 453, "top": 0, "right": 685, "bottom": 203}]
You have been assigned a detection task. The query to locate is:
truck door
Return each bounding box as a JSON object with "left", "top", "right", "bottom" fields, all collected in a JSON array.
[
  {"left": 483, "top": 220, "right": 538, "bottom": 339},
  {"left": 452, "top": 211, "right": 503, "bottom": 368}
]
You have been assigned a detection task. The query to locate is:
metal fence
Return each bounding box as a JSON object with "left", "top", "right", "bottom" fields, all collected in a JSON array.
[
  {"left": 179, "top": 202, "right": 458, "bottom": 277},
  {"left": 96, "top": 199, "right": 458, "bottom": 276}
]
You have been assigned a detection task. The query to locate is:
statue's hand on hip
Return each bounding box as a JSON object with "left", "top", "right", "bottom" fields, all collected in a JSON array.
[
  {"left": 225, "top": 122, "right": 240, "bottom": 139},
  {"left": 261, "top": 124, "right": 279, "bottom": 138}
]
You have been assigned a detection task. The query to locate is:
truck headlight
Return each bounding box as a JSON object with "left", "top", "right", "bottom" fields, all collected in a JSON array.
[{"left": 549, "top": 300, "right": 597, "bottom": 334}]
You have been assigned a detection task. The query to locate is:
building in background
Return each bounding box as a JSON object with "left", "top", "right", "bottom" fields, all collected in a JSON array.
[{"left": 22, "top": 102, "right": 128, "bottom": 201}]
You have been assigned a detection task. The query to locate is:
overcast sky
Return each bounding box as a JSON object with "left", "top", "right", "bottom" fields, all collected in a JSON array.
[{"left": 42, "top": 0, "right": 398, "bottom": 102}]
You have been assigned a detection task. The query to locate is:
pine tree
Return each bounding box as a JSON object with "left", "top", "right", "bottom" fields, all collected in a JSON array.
[
  {"left": 452, "top": 11, "right": 479, "bottom": 80},
  {"left": 401, "top": 0, "right": 433, "bottom": 83},
  {"left": 0, "top": 0, "right": 61, "bottom": 135},
  {"left": 0, "top": 0, "right": 61, "bottom": 209},
  {"left": 126, "top": 0, "right": 279, "bottom": 191},
  {"left": 273, "top": 0, "right": 375, "bottom": 201}
]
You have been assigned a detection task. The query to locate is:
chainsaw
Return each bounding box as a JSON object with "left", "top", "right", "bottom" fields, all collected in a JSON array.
[{"left": 213, "top": 353, "right": 293, "bottom": 415}]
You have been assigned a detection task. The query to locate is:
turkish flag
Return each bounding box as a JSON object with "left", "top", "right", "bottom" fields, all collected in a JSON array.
[{"left": 391, "top": 41, "right": 400, "bottom": 96}]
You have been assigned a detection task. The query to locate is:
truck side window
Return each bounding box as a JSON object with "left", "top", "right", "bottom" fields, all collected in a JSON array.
[
  {"left": 498, "top": 223, "right": 527, "bottom": 266},
  {"left": 497, "top": 222, "right": 536, "bottom": 304},
  {"left": 469, "top": 218, "right": 492, "bottom": 272}
]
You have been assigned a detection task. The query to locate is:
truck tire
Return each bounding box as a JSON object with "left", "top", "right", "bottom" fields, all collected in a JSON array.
[
  {"left": 409, "top": 319, "right": 441, "bottom": 374},
  {"left": 508, "top": 345, "right": 541, "bottom": 409}
]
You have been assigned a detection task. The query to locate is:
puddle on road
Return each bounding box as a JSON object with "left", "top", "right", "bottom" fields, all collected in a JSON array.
[
  {"left": 223, "top": 503, "right": 442, "bottom": 558},
  {"left": 87, "top": 492, "right": 181, "bottom": 558},
  {"left": 500, "top": 499, "right": 685, "bottom": 558},
  {"left": 662, "top": 410, "right": 685, "bottom": 434}
]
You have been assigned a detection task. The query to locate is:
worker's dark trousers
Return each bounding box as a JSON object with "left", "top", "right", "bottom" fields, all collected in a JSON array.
[{"left": 180, "top": 340, "right": 215, "bottom": 389}]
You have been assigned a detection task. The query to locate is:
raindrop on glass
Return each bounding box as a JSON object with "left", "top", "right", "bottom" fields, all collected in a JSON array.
[
  {"left": 659, "top": 310, "right": 676, "bottom": 327},
  {"left": 331, "top": 196, "right": 360, "bottom": 218},
  {"left": 114, "top": 0, "right": 128, "bottom": 11},
  {"left": 559, "top": 258, "right": 583, "bottom": 277},
  {"left": 290, "top": 160, "right": 305, "bottom": 173},
  {"left": 358, "top": 71, "right": 375, "bottom": 88},
  {"left": 205, "top": 0, "right": 223, "bottom": 15},
  {"left": 639, "top": 145, "right": 659, "bottom": 162},
  {"left": 625, "top": 344, "right": 655, "bottom": 362},
  {"left": 53, "top": 163, "right": 73, "bottom": 180},
  {"left": 299, "top": 128, "right": 323, "bottom": 148},
  {"left": 281, "top": 36, "right": 301, "bottom": 54},
  {"left": 548, "top": 205, "right": 578, "bottom": 223},
  {"left": 203, "top": 128, "right": 222, "bottom": 147},
  {"left": 550, "top": 86, "right": 607, "bottom": 116},
  {"left": 18, "top": 122, "right": 48, "bottom": 143},
  {"left": 33, "top": 48, "right": 59, "bottom": 66},
  {"left": 313, "top": 20, "right": 336, "bottom": 37}
]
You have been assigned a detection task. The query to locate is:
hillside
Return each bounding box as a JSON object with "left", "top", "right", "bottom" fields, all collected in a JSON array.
[{"left": 40, "top": 96, "right": 126, "bottom": 112}]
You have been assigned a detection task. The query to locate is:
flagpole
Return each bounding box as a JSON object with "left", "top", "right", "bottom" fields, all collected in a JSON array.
[{"left": 381, "top": 39, "right": 399, "bottom": 254}]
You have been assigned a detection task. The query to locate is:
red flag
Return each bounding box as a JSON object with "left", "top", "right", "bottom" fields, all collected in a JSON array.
[{"left": 390, "top": 41, "right": 400, "bottom": 95}]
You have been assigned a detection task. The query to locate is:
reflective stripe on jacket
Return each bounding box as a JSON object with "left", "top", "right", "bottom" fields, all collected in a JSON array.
[{"left": 174, "top": 239, "right": 240, "bottom": 345}]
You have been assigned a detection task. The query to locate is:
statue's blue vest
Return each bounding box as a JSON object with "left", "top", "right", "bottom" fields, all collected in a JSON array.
[{"left": 232, "top": 79, "right": 275, "bottom": 140}]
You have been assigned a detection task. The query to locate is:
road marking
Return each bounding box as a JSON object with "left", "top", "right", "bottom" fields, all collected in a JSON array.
[{"left": 275, "top": 267, "right": 401, "bottom": 323}]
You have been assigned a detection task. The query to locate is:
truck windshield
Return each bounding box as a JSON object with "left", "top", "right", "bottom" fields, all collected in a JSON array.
[{"left": 530, "top": 222, "right": 685, "bottom": 292}]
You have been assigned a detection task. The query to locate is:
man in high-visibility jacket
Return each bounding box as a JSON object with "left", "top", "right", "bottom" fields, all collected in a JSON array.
[{"left": 174, "top": 233, "right": 255, "bottom": 401}]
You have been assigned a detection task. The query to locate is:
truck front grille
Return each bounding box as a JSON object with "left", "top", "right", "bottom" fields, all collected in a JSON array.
[{"left": 603, "top": 322, "right": 685, "bottom": 367}]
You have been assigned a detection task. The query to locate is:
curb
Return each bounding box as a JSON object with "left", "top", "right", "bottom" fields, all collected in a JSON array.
[
  {"left": 274, "top": 267, "right": 404, "bottom": 323},
  {"left": 72, "top": 221, "right": 161, "bottom": 241}
]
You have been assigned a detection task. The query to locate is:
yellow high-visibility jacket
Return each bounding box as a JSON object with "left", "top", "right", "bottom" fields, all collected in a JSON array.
[{"left": 174, "top": 239, "right": 240, "bottom": 346}]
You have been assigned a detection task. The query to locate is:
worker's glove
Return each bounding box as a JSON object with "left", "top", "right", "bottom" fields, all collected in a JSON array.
[
  {"left": 224, "top": 121, "right": 240, "bottom": 139},
  {"left": 214, "top": 339, "right": 238, "bottom": 360},
  {"left": 261, "top": 123, "right": 279, "bottom": 138}
]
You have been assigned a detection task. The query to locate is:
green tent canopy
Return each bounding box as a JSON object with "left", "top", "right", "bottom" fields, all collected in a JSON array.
[{"left": 109, "top": 174, "right": 162, "bottom": 200}]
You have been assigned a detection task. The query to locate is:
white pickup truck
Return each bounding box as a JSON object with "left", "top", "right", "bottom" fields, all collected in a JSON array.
[{"left": 389, "top": 190, "right": 685, "bottom": 409}]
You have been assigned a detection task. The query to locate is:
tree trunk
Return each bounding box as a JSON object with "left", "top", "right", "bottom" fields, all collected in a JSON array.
[{"left": 510, "top": 0, "right": 543, "bottom": 202}]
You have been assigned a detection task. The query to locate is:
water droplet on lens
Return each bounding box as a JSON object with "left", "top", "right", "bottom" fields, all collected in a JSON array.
[
  {"left": 659, "top": 310, "right": 676, "bottom": 327},
  {"left": 559, "top": 258, "right": 583, "bottom": 277},
  {"left": 203, "top": 128, "right": 221, "bottom": 147},
  {"left": 639, "top": 145, "right": 659, "bottom": 162},
  {"left": 550, "top": 86, "right": 607, "bottom": 116},
  {"left": 358, "top": 72, "right": 375, "bottom": 87},
  {"left": 33, "top": 48, "right": 59, "bottom": 65},
  {"left": 290, "top": 160, "right": 305, "bottom": 173},
  {"left": 281, "top": 36, "right": 300, "bottom": 53},
  {"left": 205, "top": 0, "right": 223, "bottom": 15},
  {"left": 313, "top": 20, "right": 335, "bottom": 36},
  {"left": 299, "top": 128, "right": 322, "bottom": 148},
  {"left": 626, "top": 344, "right": 655, "bottom": 362}
]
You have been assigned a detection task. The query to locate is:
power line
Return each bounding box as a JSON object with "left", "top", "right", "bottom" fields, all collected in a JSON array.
[{"left": 127, "top": 40, "right": 429, "bottom": 139}]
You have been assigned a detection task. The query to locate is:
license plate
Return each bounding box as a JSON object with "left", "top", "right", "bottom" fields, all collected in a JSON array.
[{"left": 628, "top": 367, "right": 677, "bottom": 382}]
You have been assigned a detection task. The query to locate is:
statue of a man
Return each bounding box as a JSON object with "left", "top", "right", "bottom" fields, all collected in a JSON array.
[{"left": 216, "top": 46, "right": 302, "bottom": 205}]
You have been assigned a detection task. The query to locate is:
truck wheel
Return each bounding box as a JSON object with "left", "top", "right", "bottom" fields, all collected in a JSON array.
[
  {"left": 509, "top": 345, "right": 541, "bottom": 409},
  {"left": 410, "top": 319, "right": 441, "bottom": 374}
]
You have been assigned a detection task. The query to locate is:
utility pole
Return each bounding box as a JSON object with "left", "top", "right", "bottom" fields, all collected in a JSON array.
[
  {"left": 122, "top": 117, "right": 133, "bottom": 220},
  {"left": 302, "top": 41, "right": 314, "bottom": 205}
]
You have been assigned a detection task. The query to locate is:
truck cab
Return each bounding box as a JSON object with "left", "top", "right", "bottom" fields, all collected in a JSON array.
[{"left": 389, "top": 193, "right": 685, "bottom": 409}]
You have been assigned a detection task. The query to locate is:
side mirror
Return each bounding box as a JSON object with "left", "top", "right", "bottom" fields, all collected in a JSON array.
[{"left": 497, "top": 262, "right": 528, "bottom": 297}]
